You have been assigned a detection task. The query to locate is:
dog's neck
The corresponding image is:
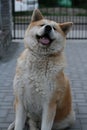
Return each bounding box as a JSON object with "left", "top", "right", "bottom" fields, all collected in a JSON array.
[
  {"left": 28, "top": 47, "right": 66, "bottom": 73},
  {"left": 28, "top": 46, "right": 65, "bottom": 59}
]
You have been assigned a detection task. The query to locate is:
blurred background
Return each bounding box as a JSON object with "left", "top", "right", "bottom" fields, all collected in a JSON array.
[
  {"left": 0, "top": 0, "right": 87, "bottom": 45},
  {"left": 12, "top": 0, "right": 87, "bottom": 39},
  {"left": 15, "top": 0, "right": 87, "bottom": 11}
]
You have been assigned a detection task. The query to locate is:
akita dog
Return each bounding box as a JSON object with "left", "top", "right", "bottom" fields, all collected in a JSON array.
[{"left": 8, "top": 9, "right": 75, "bottom": 130}]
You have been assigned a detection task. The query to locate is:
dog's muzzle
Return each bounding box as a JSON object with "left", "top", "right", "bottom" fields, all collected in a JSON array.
[
  {"left": 45, "top": 25, "right": 52, "bottom": 34},
  {"left": 36, "top": 25, "right": 54, "bottom": 46}
]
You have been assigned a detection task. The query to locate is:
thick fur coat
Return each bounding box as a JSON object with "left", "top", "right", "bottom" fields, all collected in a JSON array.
[{"left": 8, "top": 9, "right": 75, "bottom": 130}]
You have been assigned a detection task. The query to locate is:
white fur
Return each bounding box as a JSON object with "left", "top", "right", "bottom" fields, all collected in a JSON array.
[
  {"left": 13, "top": 48, "right": 75, "bottom": 130},
  {"left": 41, "top": 102, "right": 56, "bottom": 130},
  {"left": 8, "top": 13, "right": 75, "bottom": 130},
  {"left": 14, "top": 102, "right": 26, "bottom": 130},
  {"left": 14, "top": 49, "right": 66, "bottom": 120},
  {"left": 24, "top": 19, "right": 65, "bottom": 56}
]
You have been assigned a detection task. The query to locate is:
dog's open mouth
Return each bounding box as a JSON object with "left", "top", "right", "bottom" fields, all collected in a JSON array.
[{"left": 36, "top": 34, "right": 53, "bottom": 45}]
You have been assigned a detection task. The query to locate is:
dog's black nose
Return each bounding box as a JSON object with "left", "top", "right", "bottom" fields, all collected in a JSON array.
[{"left": 45, "top": 25, "right": 52, "bottom": 33}]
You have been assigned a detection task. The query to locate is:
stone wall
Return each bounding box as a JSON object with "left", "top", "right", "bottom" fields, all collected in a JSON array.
[
  {"left": 0, "top": 0, "right": 2, "bottom": 30},
  {"left": 0, "top": 0, "right": 12, "bottom": 58},
  {"left": 0, "top": 0, "right": 12, "bottom": 33}
]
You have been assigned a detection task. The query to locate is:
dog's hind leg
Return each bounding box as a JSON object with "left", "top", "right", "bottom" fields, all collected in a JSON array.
[{"left": 53, "top": 110, "right": 75, "bottom": 130}]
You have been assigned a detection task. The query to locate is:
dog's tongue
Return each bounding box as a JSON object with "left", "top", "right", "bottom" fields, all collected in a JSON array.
[{"left": 39, "top": 37, "right": 50, "bottom": 45}]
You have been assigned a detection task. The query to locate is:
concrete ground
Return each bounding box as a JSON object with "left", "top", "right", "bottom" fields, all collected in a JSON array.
[{"left": 0, "top": 40, "right": 87, "bottom": 130}]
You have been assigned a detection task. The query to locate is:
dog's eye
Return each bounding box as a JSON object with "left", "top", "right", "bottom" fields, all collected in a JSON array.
[
  {"left": 53, "top": 27, "right": 56, "bottom": 31},
  {"left": 40, "top": 24, "right": 45, "bottom": 27}
]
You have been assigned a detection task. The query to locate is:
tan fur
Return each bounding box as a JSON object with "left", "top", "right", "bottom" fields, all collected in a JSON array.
[
  {"left": 14, "top": 96, "right": 19, "bottom": 111},
  {"left": 55, "top": 72, "right": 72, "bottom": 122},
  {"left": 8, "top": 9, "right": 75, "bottom": 130},
  {"left": 48, "top": 71, "right": 72, "bottom": 122},
  {"left": 26, "top": 20, "right": 66, "bottom": 37}
]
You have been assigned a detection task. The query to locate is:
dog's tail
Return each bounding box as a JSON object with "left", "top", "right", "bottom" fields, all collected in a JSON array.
[
  {"left": 7, "top": 117, "right": 30, "bottom": 130},
  {"left": 7, "top": 121, "right": 15, "bottom": 130}
]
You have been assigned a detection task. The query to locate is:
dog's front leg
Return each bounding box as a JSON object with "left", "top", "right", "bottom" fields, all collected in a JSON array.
[
  {"left": 41, "top": 102, "right": 56, "bottom": 130},
  {"left": 14, "top": 102, "right": 26, "bottom": 130}
]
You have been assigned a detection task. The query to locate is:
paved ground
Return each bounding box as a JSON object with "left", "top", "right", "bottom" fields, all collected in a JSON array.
[{"left": 0, "top": 40, "right": 87, "bottom": 130}]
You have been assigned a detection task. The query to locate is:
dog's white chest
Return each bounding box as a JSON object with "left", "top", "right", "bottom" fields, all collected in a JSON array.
[
  {"left": 23, "top": 57, "right": 60, "bottom": 118},
  {"left": 15, "top": 52, "right": 65, "bottom": 120},
  {"left": 23, "top": 64, "right": 53, "bottom": 120}
]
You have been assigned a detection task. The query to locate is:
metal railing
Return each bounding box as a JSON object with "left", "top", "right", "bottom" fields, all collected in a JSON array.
[{"left": 12, "top": 0, "right": 87, "bottom": 39}]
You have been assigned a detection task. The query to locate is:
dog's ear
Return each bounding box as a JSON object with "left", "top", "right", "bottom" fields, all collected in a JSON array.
[
  {"left": 59, "top": 22, "right": 73, "bottom": 35},
  {"left": 31, "top": 9, "right": 44, "bottom": 22}
]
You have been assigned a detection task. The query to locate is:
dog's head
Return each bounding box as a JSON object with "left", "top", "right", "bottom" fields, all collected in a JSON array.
[{"left": 24, "top": 9, "right": 73, "bottom": 56}]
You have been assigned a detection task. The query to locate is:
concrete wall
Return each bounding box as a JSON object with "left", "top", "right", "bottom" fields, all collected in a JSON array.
[
  {"left": 0, "top": 0, "right": 2, "bottom": 30},
  {"left": 0, "top": 0, "right": 12, "bottom": 37},
  {"left": 0, "top": 0, "right": 12, "bottom": 58}
]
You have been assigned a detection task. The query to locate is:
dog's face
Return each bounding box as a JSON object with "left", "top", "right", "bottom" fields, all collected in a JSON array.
[{"left": 24, "top": 9, "right": 73, "bottom": 56}]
